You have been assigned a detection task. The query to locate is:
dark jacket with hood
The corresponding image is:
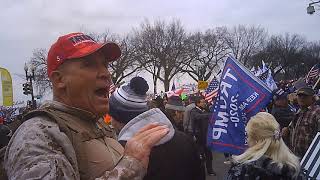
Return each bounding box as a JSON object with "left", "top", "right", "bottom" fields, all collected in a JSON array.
[
  {"left": 225, "top": 156, "right": 307, "bottom": 180},
  {"left": 118, "top": 108, "right": 205, "bottom": 180},
  {"left": 190, "top": 106, "right": 211, "bottom": 147},
  {"left": 271, "top": 105, "right": 295, "bottom": 130}
]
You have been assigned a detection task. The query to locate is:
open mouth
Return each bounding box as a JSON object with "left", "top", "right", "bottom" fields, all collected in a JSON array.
[{"left": 95, "top": 88, "right": 109, "bottom": 98}]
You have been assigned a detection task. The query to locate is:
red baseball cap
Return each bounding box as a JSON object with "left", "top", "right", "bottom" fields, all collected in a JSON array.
[{"left": 47, "top": 32, "right": 121, "bottom": 77}]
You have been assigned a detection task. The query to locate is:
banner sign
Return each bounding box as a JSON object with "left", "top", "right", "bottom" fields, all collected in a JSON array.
[
  {"left": 0, "top": 67, "right": 13, "bottom": 106},
  {"left": 198, "top": 81, "right": 208, "bottom": 90}
]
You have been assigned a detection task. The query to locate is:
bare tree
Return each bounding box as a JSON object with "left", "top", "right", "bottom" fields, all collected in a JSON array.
[
  {"left": 108, "top": 35, "right": 143, "bottom": 84},
  {"left": 183, "top": 29, "right": 230, "bottom": 81},
  {"left": 304, "top": 41, "right": 320, "bottom": 67},
  {"left": 80, "top": 27, "right": 112, "bottom": 43},
  {"left": 132, "top": 19, "right": 188, "bottom": 92},
  {"left": 251, "top": 33, "right": 307, "bottom": 79},
  {"left": 30, "top": 48, "right": 52, "bottom": 96},
  {"left": 221, "top": 25, "right": 267, "bottom": 67}
]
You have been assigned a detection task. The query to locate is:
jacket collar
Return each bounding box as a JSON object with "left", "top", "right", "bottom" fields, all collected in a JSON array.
[
  {"left": 195, "top": 106, "right": 204, "bottom": 112},
  {"left": 40, "top": 100, "right": 100, "bottom": 122},
  {"left": 296, "top": 103, "right": 318, "bottom": 114}
]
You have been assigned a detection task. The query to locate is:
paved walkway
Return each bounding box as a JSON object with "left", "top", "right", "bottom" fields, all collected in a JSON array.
[{"left": 206, "top": 151, "right": 231, "bottom": 180}]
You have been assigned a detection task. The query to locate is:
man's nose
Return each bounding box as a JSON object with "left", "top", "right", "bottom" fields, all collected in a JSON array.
[{"left": 98, "top": 65, "right": 111, "bottom": 80}]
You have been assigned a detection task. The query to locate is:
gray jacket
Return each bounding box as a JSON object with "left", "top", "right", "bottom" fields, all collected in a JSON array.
[{"left": 183, "top": 103, "right": 196, "bottom": 133}]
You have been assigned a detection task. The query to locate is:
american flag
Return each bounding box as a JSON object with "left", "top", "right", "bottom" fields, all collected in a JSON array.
[
  {"left": 301, "top": 132, "right": 320, "bottom": 179},
  {"left": 205, "top": 78, "right": 219, "bottom": 103},
  {"left": 258, "top": 70, "right": 269, "bottom": 81},
  {"left": 306, "top": 63, "right": 320, "bottom": 85}
]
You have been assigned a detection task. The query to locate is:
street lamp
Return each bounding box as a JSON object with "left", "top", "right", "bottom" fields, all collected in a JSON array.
[
  {"left": 24, "top": 63, "right": 28, "bottom": 72},
  {"left": 197, "top": 64, "right": 205, "bottom": 81},
  {"left": 23, "top": 63, "right": 36, "bottom": 109},
  {"left": 307, "top": 1, "right": 320, "bottom": 14}
]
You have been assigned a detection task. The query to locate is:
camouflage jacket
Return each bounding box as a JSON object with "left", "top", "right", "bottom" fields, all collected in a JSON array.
[
  {"left": 289, "top": 104, "right": 320, "bottom": 158},
  {"left": 4, "top": 101, "right": 146, "bottom": 180}
]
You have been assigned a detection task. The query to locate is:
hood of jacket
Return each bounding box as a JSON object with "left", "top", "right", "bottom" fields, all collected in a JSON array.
[{"left": 118, "top": 108, "right": 175, "bottom": 146}]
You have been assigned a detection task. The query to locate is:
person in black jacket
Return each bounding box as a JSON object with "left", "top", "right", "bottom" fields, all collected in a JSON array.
[
  {"left": 190, "top": 96, "right": 216, "bottom": 176},
  {"left": 271, "top": 88, "right": 295, "bottom": 146},
  {"left": 271, "top": 88, "right": 295, "bottom": 130},
  {"left": 109, "top": 77, "right": 205, "bottom": 180},
  {"left": 164, "top": 96, "right": 185, "bottom": 131}
]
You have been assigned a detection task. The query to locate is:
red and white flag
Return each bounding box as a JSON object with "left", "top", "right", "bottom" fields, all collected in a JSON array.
[{"left": 167, "top": 88, "right": 184, "bottom": 98}]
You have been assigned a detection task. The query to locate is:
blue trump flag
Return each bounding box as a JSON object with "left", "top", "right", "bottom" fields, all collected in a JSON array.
[{"left": 207, "top": 57, "right": 272, "bottom": 155}]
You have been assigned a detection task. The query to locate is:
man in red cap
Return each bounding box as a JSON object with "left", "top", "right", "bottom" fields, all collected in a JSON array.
[{"left": 4, "top": 33, "right": 169, "bottom": 179}]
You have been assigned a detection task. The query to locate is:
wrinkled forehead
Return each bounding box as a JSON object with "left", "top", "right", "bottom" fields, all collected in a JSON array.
[
  {"left": 59, "top": 50, "right": 108, "bottom": 69},
  {"left": 75, "top": 49, "right": 108, "bottom": 63}
]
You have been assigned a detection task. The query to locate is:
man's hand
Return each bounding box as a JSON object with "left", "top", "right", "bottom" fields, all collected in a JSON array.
[{"left": 124, "top": 123, "right": 169, "bottom": 169}]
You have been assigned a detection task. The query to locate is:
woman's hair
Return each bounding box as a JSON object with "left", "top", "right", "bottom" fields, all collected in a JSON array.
[{"left": 233, "top": 112, "right": 300, "bottom": 175}]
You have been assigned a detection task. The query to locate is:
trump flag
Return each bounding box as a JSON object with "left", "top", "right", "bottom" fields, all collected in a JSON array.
[{"left": 207, "top": 57, "right": 272, "bottom": 155}]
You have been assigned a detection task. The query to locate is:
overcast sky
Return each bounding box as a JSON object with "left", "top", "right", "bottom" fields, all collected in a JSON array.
[{"left": 0, "top": 0, "right": 319, "bottom": 103}]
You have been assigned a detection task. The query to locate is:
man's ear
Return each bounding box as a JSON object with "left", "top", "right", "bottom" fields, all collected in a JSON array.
[{"left": 50, "top": 70, "right": 66, "bottom": 89}]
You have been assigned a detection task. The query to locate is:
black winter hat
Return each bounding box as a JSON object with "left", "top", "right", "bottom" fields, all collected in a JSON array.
[{"left": 109, "top": 77, "right": 149, "bottom": 124}]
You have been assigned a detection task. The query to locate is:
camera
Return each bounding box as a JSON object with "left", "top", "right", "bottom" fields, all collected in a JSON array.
[{"left": 307, "top": 5, "right": 315, "bottom": 14}]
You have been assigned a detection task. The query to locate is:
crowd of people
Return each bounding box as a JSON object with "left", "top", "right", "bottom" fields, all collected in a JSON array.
[{"left": 0, "top": 32, "right": 319, "bottom": 180}]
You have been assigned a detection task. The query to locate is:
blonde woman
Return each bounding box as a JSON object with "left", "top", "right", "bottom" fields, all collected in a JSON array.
[{"left": 225, "top": 112, "right": 306, "bottom": 180}]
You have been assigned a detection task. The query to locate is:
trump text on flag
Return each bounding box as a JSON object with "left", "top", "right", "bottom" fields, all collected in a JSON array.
[{"left": 208, "top": 57, "right": 272, "bottom": 155}]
